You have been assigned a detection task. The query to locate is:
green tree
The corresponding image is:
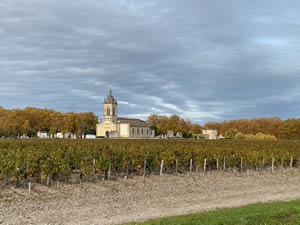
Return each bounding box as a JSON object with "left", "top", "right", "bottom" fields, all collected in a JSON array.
[
  {"left": 225, "top": 128, "right": 239, "bottom": 139},
  {"left": 235, "top": 132, "right": 246, "bottom": 139}
]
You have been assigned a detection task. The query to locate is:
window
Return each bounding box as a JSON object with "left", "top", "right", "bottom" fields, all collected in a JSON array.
[
  {"left": 147, "top": 129, "right": 149, "bottom": 135},
  {"left": 142, "top": 128, "right": 143, "bottom": 135},
  {"left": 132, "top": 128, "right": 134, "bottom": 135},
  {"left": 107, "top": 108, "right": 110, "bottom": 116},
  {"left": 137, "top": 128, "right": 139, "bottom": 134},
  {"left": 113, "top": 107, "right": 115, "bottom": 116}
]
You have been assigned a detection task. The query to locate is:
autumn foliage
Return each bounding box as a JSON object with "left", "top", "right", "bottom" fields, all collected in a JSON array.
[
  {"left": 147, "top": 114, "right": 202, "bottom": 136},
  {"left": 0, "top": 106, "right": 98, "bottom": 137},
  {"left": 0, "top": 139, "right": 300, "bottom": 183},
  {"left": 205, "top": 117, "right": 300, "bottom": 140}
]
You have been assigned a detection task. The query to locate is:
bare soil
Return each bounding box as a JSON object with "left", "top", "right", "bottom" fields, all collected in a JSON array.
[{"left": 1, "top": 169, "right": 300, "bottom": 225}]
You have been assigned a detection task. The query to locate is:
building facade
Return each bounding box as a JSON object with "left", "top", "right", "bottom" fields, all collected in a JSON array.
[
  {"left": 37, "top": 131, "right": 48, "bottom": 138},
  {"left": 202, "top": 129, "right": 218, "bottom": 139},
  {"left": 96, "top": 90, "right": 154, "bottom": 138}
]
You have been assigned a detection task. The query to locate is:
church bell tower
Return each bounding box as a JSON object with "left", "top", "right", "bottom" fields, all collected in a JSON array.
[{"left": 103, "top": 89, "right": 118, "bottom": 122}]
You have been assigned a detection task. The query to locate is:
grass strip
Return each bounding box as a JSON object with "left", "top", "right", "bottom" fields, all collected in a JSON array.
[{"left": 127, "top": 199, "right": 300, "bottom": 225}]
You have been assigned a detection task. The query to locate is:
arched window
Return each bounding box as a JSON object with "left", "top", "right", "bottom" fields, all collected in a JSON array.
[
  {"left": 113, "top": 107, "right": 115, "bottom": 116},
  {"left": 107, "top": 108, "right": 110, "bottom": 116}
]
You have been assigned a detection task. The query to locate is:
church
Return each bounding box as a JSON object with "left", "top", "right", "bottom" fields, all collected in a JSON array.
[{"left": 96, "top": 90, "right": 155, "bottom": 138}]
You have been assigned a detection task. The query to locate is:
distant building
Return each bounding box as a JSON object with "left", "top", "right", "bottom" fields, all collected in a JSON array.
[
  {"left": 86, "top": 134, "right": 96, "bottom": 139},
  {"left": 64, "top": 132, "right": 74, "bottom": 139},
  {"left": 56, "top": 132, "right": 64, "bottom": 139},
  {"left": 37, "top": 131, "right": 48, "bottom": 139},
  {"left": 176, "top": 132, "right": 183, "bottom": 138},
  {"left": 167, "top": 130, "right": 174, "bottom": 138},
  {"left": 20, "top": 134, "right": 29, "bottom": 139},
  {"left": 202, "top": 129, "right": 218, "bottom": 140},
  {"left": 96, "top": 90, "right": 155, "bottom": 138},
  {"left": 218, "top": 134, "right": 225, "bottom": 139}
]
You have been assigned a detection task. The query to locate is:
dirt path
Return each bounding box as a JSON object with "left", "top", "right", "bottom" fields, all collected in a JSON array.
[{"left": 1, "top": 169, "right": 300, "bottom": 225}]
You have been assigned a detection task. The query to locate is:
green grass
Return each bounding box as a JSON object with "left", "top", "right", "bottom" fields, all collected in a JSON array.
[{"left": 127, "top": 199, "right": 300, "bottom": 225}]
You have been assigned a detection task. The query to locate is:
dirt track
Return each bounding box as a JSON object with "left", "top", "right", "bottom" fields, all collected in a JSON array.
[{"left": 1, "top": 169, "right": 300, "bottom": 225}]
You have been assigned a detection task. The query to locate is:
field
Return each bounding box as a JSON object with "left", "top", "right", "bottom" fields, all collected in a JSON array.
[
  {"left": 1, "top": 139, "right": 300, "bottom": 185},
  {"left": 127, "top": 199, "right": 300, "bottom": 225},
  {"left": 1, "top": 139, "right": 300, "bottom": 224}
]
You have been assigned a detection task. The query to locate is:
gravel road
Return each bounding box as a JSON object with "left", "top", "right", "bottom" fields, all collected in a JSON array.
[{"left": 1, "top": 169, "right": 300, "bottom": 225}]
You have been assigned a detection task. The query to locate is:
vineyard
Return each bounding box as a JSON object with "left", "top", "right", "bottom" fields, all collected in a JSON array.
[{"left": 1, "top": 139, "right": 300, "bottom": 185}]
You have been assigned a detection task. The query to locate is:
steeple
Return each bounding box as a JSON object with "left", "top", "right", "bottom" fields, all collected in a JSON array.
[
  {"left": 104, "top": 89, "right": 117, "bottom": 104},
  {"left": 103, "top": 89, "right": 118, "bottom": 122}
]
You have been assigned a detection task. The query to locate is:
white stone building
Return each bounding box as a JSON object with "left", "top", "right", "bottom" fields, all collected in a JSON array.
[
  {"left": 176, "top": 132, "right": 183, "bottom": 138},
  {"left": 86, "top": 134, "right": 96, "bottom": 139},
  {"left": 37, "top": 131, "right": 48, "bottom": 139},
  {"left": 96, "top": 90, "right": 154, "bottom": 138},
  {"left": 56, "top": 132, "right": 64, "bottom": 139},
  {"left": 167, "top": 130, "right": 174, "bottom": 138},
  {"left": 202, "top": 129, "right": 218, "bottom": 140}
]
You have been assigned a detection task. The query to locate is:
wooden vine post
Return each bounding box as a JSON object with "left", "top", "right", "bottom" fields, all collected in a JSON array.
[
  {"left": 233, "top": 154, "right": 236, "bottom": 174},
  {"left": 175, "top": 159, "right": 178, "bottom": 176},
  {"left": 216, "top": 159, "right": 219, "bottom": 171},
  {"left": 190, "top": 159, "right": 193, "bottom": 173},
  {"left": 28, "top": 182, "right": 31, "bottom": 196},
  {"left": 108, "top": 164, "right": 111, "bottom": 180},
  {"left": 223, "top": 156, "right": 226, "bottom": 171},
  {"left": 47, "top": 176, "right": 50, "bottom": 186},
  {"left": 290, "top": 156, "right": 293, "bottom": 168},
  {"left": 240, "top": 157, "right": 243, "bottom": 172},
  {"left": 160, "top": 160, "right": 164, "bottom": 176},
  {"left": 93, "top": 159, "right": 96, "bottom": 175},
  {"left": 126, "top": 161, "right": 130, "bottom": 177},
  {"left": 143, "top": 160, "right": 146, "bottom": 185},
  {"left": 272, "top": 157, "right": 275, "bottom": 173},
  {"left": 204, "top": 158, "right": 207, "bottom": 174}
]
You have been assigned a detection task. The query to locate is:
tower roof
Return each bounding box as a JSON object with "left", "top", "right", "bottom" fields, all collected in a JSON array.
[{"left": 104, "top": 89, "right": 117, "bottom": 104}]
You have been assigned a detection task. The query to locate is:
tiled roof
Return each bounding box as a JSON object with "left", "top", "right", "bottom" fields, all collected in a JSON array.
[{"left": 118, "top": 117, "right": 151, "bottom": 127}]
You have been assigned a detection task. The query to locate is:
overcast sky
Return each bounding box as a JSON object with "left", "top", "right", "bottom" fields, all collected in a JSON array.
[{"left": 1, "top": 0, "right": 300, "bottom": 124}]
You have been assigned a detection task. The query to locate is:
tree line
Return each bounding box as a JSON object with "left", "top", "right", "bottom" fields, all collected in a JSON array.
[
  {"left": 1, "top": 107, "right": 299, "bottom": 140},
  {"left": 147, "top": 115, "right": 300, "bottom": 140},
  {"left": 204, "top": 117, "right": 300, "bottom": 140},
  {"left": 147, "top": 114, "right": 202, "bottom": 137},
  {"left": 0, "top": 106, "right": 98, "bottom": 137}
]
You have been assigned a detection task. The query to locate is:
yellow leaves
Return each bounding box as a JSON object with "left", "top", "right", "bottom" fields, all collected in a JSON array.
[
  {"left": 135, "top": 165, "right": 141, "bottom": 170},
  {"left": 1, "top": 139, "right": 300, "bottom": 182}
]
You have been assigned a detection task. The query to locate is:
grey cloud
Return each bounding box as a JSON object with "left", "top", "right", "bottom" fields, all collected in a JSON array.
[{"left": 1, "top": 0, "right": 300, "bottom": 124}]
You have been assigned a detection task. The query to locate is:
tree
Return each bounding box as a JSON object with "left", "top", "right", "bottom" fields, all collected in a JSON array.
[
  {"left": 225, "top": 128, "right": 239, "bottom": 139},
  {"left": 147, "top": 114, "right": 193, "bottom": 136},
  {"left": 0, "top": 106, "right": 98, "bottom": 137},
  {"left": 235, "top": 132, "right": 246, "bottom": 139},
  {"left": 245, "top": 133, "right": 255, "bottom": 140},
  {"left": 190, "top": 124, "right": 202, "bottom": 135}
]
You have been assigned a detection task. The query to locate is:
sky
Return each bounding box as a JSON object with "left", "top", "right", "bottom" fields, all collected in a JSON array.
[{"left": 0, "top": 0, "right": 300, "bottom": 124}]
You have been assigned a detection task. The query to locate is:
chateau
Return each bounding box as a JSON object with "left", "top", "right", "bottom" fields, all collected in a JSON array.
[{"left": 96, "top": 90, "right": 155, "bottom": 138}]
